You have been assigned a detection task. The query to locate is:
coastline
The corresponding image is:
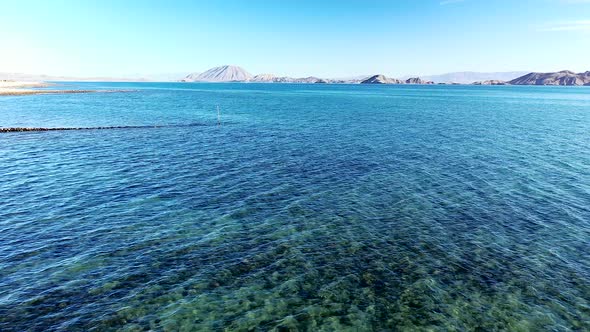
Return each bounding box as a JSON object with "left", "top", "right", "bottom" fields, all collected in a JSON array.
[
  {"left": 0, "top": 81, "right": 136, "bottom": 96},
  {"left": 1, "top": 81, "right": 86, "bottom": 96},
  {"left": 0, "top": 81, "right": 46, "bottom": 95},
  {"left": 0, "top": 89, "right": 97, "bottom": 96}
]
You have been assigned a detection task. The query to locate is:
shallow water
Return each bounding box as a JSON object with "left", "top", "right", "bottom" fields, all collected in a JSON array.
[{"left": 0, "top": 83, "right": 589, "bottom": 331}]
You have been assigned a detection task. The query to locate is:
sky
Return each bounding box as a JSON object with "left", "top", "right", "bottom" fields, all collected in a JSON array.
[{"left": 1, "top": 0, "right": 589, "bottom": 78}]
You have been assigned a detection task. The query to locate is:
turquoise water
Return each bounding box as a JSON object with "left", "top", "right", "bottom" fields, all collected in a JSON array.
[{"left": 0, "top": 83, "right": 589, "bottom": 331}]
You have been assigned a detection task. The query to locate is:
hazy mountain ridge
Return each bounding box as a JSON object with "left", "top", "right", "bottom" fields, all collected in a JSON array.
[
  {"left": 0, "top": 72, "right": 155, "bottom": 82},
  {"left": 4, "top": 67, "right": 589, "bottom": 86},
  {"left": 181, "top": 66, "right": 536, "bottom": 85},
  {"left": 418, "top": 71, "right": 528, "bottom": 84},
  {"left": 0, "top": 72, "right": 188, "bottom": 82}
]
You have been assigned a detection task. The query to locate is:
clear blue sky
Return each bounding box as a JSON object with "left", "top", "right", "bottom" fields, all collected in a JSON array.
[{"left": 1, "top": 0, "right": 589, "bottom": 77}]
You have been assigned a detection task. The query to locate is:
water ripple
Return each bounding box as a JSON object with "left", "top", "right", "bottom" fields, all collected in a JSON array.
[{"left": 0, "top": 84, "right": 589, "bottom": 331}]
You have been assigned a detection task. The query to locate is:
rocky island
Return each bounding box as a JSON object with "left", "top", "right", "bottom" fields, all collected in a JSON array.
[
  {"left": 405, "top": 77, "right": 434, "bottom": 84},
  {"left": 472, "top": 80, "right": 509, "bottom": 85},
  {"left": 360, "top": 75, "right": 404, "bottom": 84}
]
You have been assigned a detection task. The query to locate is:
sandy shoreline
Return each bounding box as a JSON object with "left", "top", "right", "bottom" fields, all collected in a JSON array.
[
  {"left": 0, "top": 81, "right": 50, "bottom": 89},
  {"left": 0, "top": 88, "right": 97, "bottom": 96},
  {"left": 0, "top": 81, "right": 134, "bottom": 96},
  {"left": 0, "top": 81, "right": 58, "bottom": 95}
]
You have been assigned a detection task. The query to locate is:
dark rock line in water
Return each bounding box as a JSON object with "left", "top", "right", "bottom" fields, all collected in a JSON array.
[{"left": 0, "top": 123, "right": 215, "bottom": 133}]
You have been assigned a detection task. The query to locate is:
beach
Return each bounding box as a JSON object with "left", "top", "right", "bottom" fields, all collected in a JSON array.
[
  {"left": 0, "top": 81, "right": 47, "bottom": 95},
  {"left": 0, "top": 81, "right": 133, "bottom": 96},
  {"left": 0, "top": 81, "right": 49, "bottom": 88},
  {"left": 0, "top": 80, "right": 97, "bottom": 96}
]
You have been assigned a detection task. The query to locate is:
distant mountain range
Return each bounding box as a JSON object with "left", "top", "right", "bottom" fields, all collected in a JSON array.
[
  {"left": 3, "top": 66, "right": 589, "bottom": 86},
  {"left": 181, "top": 65, "right": 345, "bottom": 84},
  {"left": 0, "top": 72, "right": 174, "bottom": 82},
  {"left": 181, "top": 66, "right": 538, "bottom": 85},
  {"left": 416, "top": 71, "right": 528, "bottom": 84}
]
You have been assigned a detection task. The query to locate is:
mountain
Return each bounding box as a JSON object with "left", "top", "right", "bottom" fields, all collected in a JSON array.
[
  {"left": 181, "top": 67, "right": 370, "bottom": 84},
  {"left": 290, "top": 76, "right": 324, "bottom": 83},
  {"left": 182, "top": 72, "right": 201, "bottom": 81},
  {"left": 182, "top": 66, "right": 328, "bottom": 83},
  {"left": 405, "top": 77, "right": 433, "bottom": 84},
  {"left": 178, "top": 67, "right": 589, "bottom": 86},
  {"left": 361, "top": 75, "right": 403, "bottom": 84},
  {"left": 472, "top": 80, "right": 508, "bottom": 85},
  {"left": 332, "top": 75, "right": 371, "bottom": 82},
  {"left": 509, "top": 70, "right": 590, "bottom": 86},
  {"left": 418, "top": 71, "right": 528, "bottom": 84},
  {"left": 183, "top": 65, "right": 253, "bottom": 82},
  {"left": 250, "top": 74, "right": 276, "bottom": 82},
  {"left": 250, "top": 75, "right": 326, "bottom": 83}
]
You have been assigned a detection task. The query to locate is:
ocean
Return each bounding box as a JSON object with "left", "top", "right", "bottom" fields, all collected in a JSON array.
[{"left": 1, "top": 83, "right": 589, "bottom": 331}]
